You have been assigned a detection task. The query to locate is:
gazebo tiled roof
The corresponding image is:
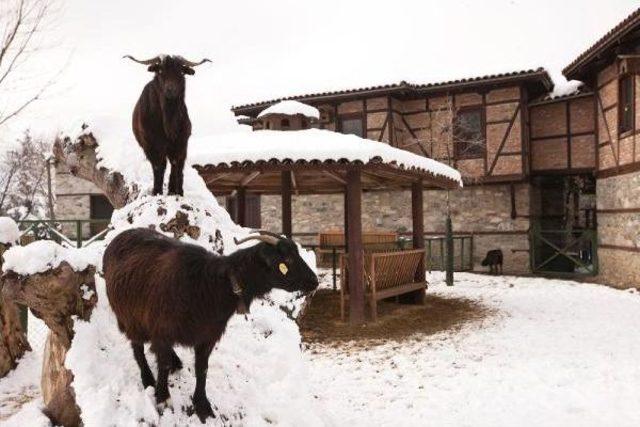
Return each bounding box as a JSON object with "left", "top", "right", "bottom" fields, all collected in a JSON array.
[{"left": 189, "top": 129, "right": 462, "bottom": 194}]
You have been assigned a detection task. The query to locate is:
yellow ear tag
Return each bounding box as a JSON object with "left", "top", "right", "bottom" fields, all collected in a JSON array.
[{"left": 279, "top": 263, "right": 288, "bottom": 275}]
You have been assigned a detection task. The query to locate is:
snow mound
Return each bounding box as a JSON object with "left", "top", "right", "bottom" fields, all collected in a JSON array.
[
  {"left": 0, "top": 216, "right": 20, "bottom": 245},
  {"left": 68, "top": 276, "right": 328, "bottom": 426},
  {"left": 45, "top": 122, "right": 328, "bottom": 426},
  {"left": 2, "top": 240, "right": 94, "bottom": 275},
  {"left": 257, "top": 100, "right": 320, "bottom": 119}
]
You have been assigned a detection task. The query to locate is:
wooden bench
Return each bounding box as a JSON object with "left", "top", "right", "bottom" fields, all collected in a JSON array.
[
  {"left": 339, "top": 249, "right": 427, "bottom": 321},
  {"left": 316, "top": 231, "right": 398, "bottom": 267}
]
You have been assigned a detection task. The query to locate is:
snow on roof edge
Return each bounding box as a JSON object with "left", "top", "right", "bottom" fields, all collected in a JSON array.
[
  {"left": 189, "top": 129, "right": 462, "bottom": 186},
  {"left": 257, "top": 100, "right": 320, "bottom": 120}
]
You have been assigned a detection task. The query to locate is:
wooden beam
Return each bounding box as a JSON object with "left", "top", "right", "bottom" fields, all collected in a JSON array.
[
  {"left": 411, "top": 180, "right": 426, "bottom": 304},
  {"left": 282, "top": 171, "right": 292, "bottom": 238},
  {"left": 241, "top": 171, "right": 261, "bottom": 186},
  {"left": 322, "top": 170, "right": 347, "bottom": 185},
  {"left": 205, "top": 172, "right": 230, "bottom": 185},
  {"left": 346, "top": 167, "right": 365, "bottom": 325},
  {"left": 291, "top": 171, "right": 299, "bottom": 195}
]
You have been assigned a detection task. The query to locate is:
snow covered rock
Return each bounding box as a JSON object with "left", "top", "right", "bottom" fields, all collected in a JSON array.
[
  {"left": 2, "top": 240, "right": 94, "bottom": 276},
  {"left": 0, "top": 217, "right": 20, "bottom": 246}
]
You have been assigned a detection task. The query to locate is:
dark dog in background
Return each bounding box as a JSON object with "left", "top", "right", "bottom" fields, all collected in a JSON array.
[{"left": 481, "top": 249, "right": 503, "bottom": 274}]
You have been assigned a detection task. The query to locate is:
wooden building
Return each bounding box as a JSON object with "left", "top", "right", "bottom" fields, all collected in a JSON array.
[
  {"left": 232, "top": 70, "right": 554, "bottom": 275},
  {"left": 227, "top": 8, "right": 640, "bottom": 287}
]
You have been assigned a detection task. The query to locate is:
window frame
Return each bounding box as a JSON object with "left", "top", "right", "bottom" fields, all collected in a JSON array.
[
  {"left": 453, "top": 106, "right": 486, "bottom": 160},
  {"left": 338, "top": 113, "right": 365, "bottom": 138},
  {"left": 618, "top": 73, "right": 635, "bottom": 135}
]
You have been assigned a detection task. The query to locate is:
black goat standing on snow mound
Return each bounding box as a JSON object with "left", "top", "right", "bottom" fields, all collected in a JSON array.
[
  {"left": 124, "top": 54, "right": 211, "bottom": 196},
  {"left": 103, "top": 228, "right": 318, "bottom": 422},
  {"left": 481, "top": 249, "right": 503, "bottom": 275}
]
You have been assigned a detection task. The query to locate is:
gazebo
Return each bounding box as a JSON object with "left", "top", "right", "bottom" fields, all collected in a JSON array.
[{"left": 190, "top": 128, "right": 462, "bottom": 324}]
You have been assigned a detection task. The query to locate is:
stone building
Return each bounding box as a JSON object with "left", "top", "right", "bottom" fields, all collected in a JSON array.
[{"left": 55, "top": 8, "right": 640, "bottom": 287}]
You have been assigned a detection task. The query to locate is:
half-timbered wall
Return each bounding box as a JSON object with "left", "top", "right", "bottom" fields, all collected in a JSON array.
[
  {"left": 590, "top": 60, "right": 640, "bottom": 288},
  {"left": 595, "top": 62, "right": 640, "bottom": 173},
  {"left": 529, "top": 94, "right": 596, "bottom": 173},
  {"left": 323, "top": 85, "right": 527, "bottom": 182}
]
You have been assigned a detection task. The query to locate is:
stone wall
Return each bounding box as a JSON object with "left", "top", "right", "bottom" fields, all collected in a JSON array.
[
  {"left": 261, "top": 183, "right": 531, "bottom": 273},
  {"left": 54, "top": 169, "right": 102, "bottom": 238},
  {"left": 596, "top": 171, "right": 640, "bottom": 288}
]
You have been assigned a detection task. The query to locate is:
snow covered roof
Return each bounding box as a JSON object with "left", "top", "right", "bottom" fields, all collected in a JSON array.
[
  {"left": 232, "top": 69, "right": 552, "bottom": 116},
  {"left": 257, "top": 100, "right": 320, "bottom": 120},
  {"left": 189, "top": 129, "right": 462, "bottom": 192}
]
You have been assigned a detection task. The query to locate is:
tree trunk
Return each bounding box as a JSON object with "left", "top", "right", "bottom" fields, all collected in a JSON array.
[
  {"left": 53, "top": 131, "right": 132, "bottom": 209},
  {"left": 0, "top": 242, "right": 30, "bottom": 378},
  {"left": 2, "top": 263, "right": 97, "bottom": 427}
]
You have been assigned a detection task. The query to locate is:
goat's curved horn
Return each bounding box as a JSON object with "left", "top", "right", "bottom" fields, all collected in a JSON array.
[
  {"left": 122, "top": 55, "right": 161, "bottom": 65},
  {"left": 234, "top": 234, "right": 279, "bottom": 246},
  {"left": 175, "top": 56, "right": 212, "bottom": 67},
  {"left": 250, "top": 229, "right": 286, "bottom": 240}
]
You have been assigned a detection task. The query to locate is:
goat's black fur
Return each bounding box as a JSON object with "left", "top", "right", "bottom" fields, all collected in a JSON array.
[
  {"left": 132, "top": 56, "right": 194, "bottom": 196},
  {"left": 103, "top": 227, "right": 318, "bottom": 422},
  {"left": 481, "top": 249, "right": 503, "bottom": 275}
]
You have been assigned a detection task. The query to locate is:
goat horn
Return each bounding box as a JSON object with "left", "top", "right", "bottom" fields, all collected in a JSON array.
[
  {"left": 234, "top": 234, "right": 279, "bottom": 246},
  {"left": 250, "top": 229, "right": 286, "bottom": 240},
  {"left": 175, "top": 56, "right": 212, "bottom": 67},
  {"left": 122, "top": 55, "right": 161, "bottom": 65}
]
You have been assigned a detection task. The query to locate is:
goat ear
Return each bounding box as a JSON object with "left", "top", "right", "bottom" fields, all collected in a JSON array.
[
  {"left": 182, "top": 66, "right": 195, "bottom": 75},
  {"left": 147, "top": 64, "right": 159, "bottom": 73}
]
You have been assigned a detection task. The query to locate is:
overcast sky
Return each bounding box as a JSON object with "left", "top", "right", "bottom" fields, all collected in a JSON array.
[{"left": 2, "top": 0, "right": 639, "bottom": 146}]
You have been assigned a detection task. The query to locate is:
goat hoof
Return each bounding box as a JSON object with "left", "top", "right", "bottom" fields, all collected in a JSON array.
[
  {"left": 156, "top": 397, "right": 173, "bottom": 414},
  {"left": 142, "top": 375, "right": 156, "bottom": 389},
  {"left": 192, "top": 397, "right": 215, "bottom": 423}
]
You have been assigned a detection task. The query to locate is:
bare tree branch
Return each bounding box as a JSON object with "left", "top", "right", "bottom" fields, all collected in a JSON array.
[{"left": 0, "top": 0, "right": 59, "bottom": 128}]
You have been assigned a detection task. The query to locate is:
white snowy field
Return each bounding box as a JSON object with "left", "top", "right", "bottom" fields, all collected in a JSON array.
[
  {"left": 305, "top": 272, "right": 640, "bottom": 427},
  {"left": 2, "top": 272, "right": 640, "bottom": 426}
]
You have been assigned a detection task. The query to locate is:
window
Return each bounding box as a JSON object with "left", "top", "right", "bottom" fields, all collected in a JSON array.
[
  {"left": 281, "top": 118, "right": 290, "bottom": 128},
  {"left": 454, "top": 108, "right": 484, "bottom": 158},
  {"left": 339, "top": 116, "right": 364, "bottom": 137},
  {"left": 619, "top": 74, "right": 634, "bottom": 134}
]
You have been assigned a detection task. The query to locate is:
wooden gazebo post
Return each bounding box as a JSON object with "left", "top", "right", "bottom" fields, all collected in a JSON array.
[
  {"left": 281, "top": 171, "right": 293, "bottom": 238},
  {"left": 346, "top": 166, "right": 365, "bottom": 325},
  {"left": 236, "top": 187, "right": 247, "bottom": 227},
  {"left": 411, "top": 179, "right": 426, "bottom": 303}
]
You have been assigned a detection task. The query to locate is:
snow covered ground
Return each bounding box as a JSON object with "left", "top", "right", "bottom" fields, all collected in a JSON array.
[
  {"left": 3, "top": 272, "right": 640, "bottom": 426},
  {"left": 305, "top": 272, "right": 640, "bottom": 427}
]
